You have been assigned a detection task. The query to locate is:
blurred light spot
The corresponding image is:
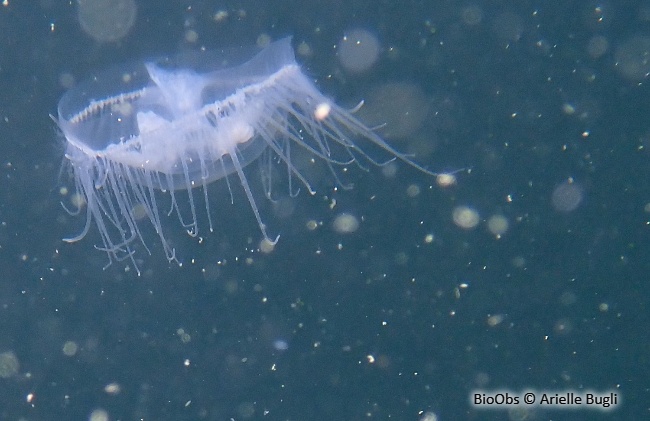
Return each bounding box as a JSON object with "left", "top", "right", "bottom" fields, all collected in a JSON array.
[
  {"left": 452, "top": 206, "right": 480, "bottom": 229},
  {"left": 436, "top": 172, "right": 457, "bottom": 187},
  {"left": 461, "top": 5, "right": 483, "bottom": 26},
  {"left": 587, "top": 35, "right": 609, "bottom": 59},
  {"left": 62, "top": 341, "right": 78, "bottom": 357},
  {"left": 487, "top": 314, "right": 505, "bottom": 327},
  {"left": 78, "top": 0, "right": 136, "bottom": 43},
  {"left": 551, "top": 180, "right": 583, "bottom": 212},
  {"left": 359, "top": 82, "right": 430, "bottom": 140},
  {"left": 88, "top": 409, "right": 109, "bottom": 421},
  {"left": 104, "top": 382, "right": 121, "bottom": 395},
  {"left": 0, "top": 351, "right": 19, "bottom": 378},
  {"left": 554, "top": 318, "right": 574, "bottom": 335},
  {"left": 406, "top": 184, "right": 421, "bottom": 198},
  {"left": 273, "top": 339, "right": 289, "bottom": 351},
  {"left": 615, "top": 35, "right": 650, "bottom": 81},
  {"left": 419, "top": 411, "right": 438, "bottom": 421},
  {"left": 59, "top": 72, "right": 75, "bottom": 89},
  {"left": 332, "top": 213, "right": 360, "bottom": 234},
  {"left": 487, "top": 214, "right": 509, "bottom": 237},
  {"left": 259, "top": 237, "right": 276, "bottom": 254},
  {"left": 338, "top": 29, "right": 380, "bottom": 74}
]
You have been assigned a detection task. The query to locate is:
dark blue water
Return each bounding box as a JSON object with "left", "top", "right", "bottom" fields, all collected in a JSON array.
[{"left": 0, "top": 1, "right": 647, "bottom": 420}]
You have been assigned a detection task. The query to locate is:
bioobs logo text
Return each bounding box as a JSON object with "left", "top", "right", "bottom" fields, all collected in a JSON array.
[{"left": 473, "top": 391, "right": 520, "bottom": 406}]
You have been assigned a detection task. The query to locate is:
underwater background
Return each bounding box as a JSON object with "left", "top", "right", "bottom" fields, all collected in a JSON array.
[{"left": 0, "top": 0, "right": 648, "bottom": 420}]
